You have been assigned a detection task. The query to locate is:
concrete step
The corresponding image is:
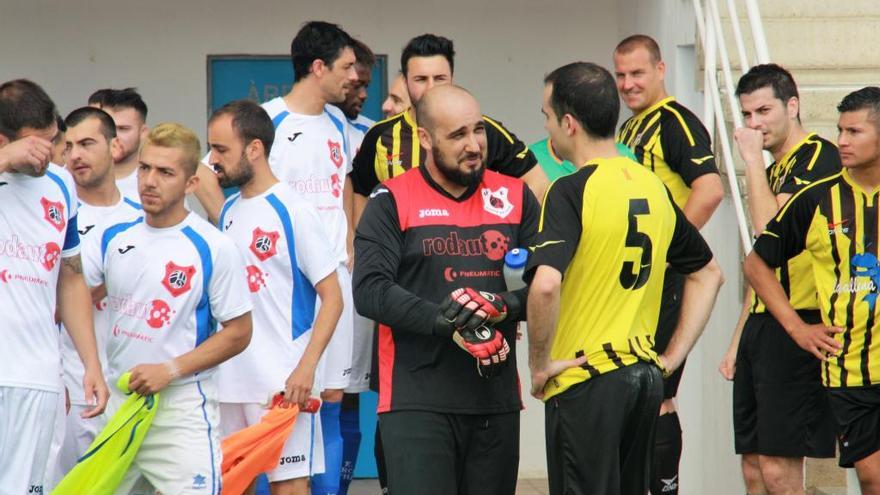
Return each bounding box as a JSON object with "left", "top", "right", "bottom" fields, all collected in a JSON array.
[{"left": 722, "top": 0, "right": 880, "bottom": 20}]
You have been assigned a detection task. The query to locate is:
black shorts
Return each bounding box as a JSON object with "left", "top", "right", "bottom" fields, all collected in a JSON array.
[
  {"left": 733, "top": 310, "right": 836, "bottom": 458},
  {"left": 655, "top": 268, "right": 685, "bottom": 399},
  {"left": 828, "top": 387, "right": 880, "bottom": 467},
  {"left": 545, "top": 362, "right": 663, "bottom": 495},
  {"left": 378, "top": 410, "right": 519, "bottom": 495}
]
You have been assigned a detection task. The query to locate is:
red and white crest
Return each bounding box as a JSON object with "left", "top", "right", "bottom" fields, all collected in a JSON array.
[
  {"left": 42, "top": 242, "right": 61, "bottom": 271},
  {"left": 481, "top": 187, "right": 513, "bottom": 219},
  {"left": 250, "top": 228, "right": 280, "bottom": 262},
  {"left": 161, "top": 261, "right": 196, "bottom": 297},
  {"left": 327, "top": 139, "right": 343, "bottom": 168},
  {"left": 40, "top": 197, "right": 66, "bottom": 232}
]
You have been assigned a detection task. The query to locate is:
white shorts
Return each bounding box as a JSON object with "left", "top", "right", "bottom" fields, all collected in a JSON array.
[
  {"left": 220, "top": 402, "right": 325, "bottom": 482},
  {"left": 345, "top": 312, "right": 374, "bottom": 393},
  {"left": 46, "top": 403, "right": 105, "bottom": 490},
  {"left": 0, "top": 386, "right": 60, "bottom": 494},
  {"left": 110, "top": 378, "right": 222, "bottom": 495},
  {"left": 319, "top": 264, "right": 353, "bottom": 390}
]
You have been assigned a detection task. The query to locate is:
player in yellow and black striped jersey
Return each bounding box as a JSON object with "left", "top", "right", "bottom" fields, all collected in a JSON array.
[
  {"left": 613, "top": 35, "right": 724, "bottom": 495},
  {"left": 724, "top": 65, "right": 840, "bottom": 492},
  {"left": 526, "top": 62, "right": 722, "bottom": 495},
  {"left": 747, "top": 87, "right": 880, "bottom": 478},
  {"left": 350, "top": 34, "right": 547, "bottom": 219}
]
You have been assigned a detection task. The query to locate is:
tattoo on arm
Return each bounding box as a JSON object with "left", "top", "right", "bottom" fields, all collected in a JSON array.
[{"left": 62, "top": 254, "right": 83, "bottom": 274}]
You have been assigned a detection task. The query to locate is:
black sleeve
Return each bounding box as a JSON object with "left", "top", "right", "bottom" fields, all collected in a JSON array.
[
  {"left": 500, "top": 185, "right": 541, "bottom": 320},
  {"left": 660, "top": 110, "right": 719, "bottom": 186},
  {"left": 666, "top": 201, "right": 713, "bottom": 274},
  {"left": 350, "top": 126, "right": 381, "bottom": 196},
  {"left": 484, "top": 116, "right": 538, "bottom": 179},
  {"left": 352, "top": 186, "right": 451, "bottom": 336},
  {"left": 778, "top": 140, "right": 841, "bottom": 195},
  {"left": 753, "top": 190, "right": 817, "bottom": 268},
  {"left": 523, "top": 175, "right": 583, "bottom": 282}
]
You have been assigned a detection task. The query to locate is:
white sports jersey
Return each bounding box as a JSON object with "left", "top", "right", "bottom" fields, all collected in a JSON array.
[
  {"left": 86, "top": 212, "right": 252, "bottom": 386},
  {"left": 347, "top": 114, "right": 375, "bottom": 161},
  {"left": 0, "top": 164, "right": 80, "bottom": 392},
  {"left": 116, "top": 170, "right": 139, "bottom": 201},
  {"left": 61, "top": 194, "right": 142, "bottom": 405},
  {"left": 217, "top": 183, "right": 337, "bottom": 402},
  {"left": 262, "top": 97, "right": 351, "bottom": 265}
]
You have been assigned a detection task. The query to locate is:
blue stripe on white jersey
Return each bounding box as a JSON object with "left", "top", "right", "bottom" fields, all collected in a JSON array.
[
  {"left": 324, "top": 108, "right": 349, "bottom": 160},
  {"left": 45, "top": 169, "right": 71, "bottom": 213},
  {"left": 265, "top": 193, "right": 317, "bottom": 339},
  {"left": 218, "top": 192, "right": 241, "bottom": 230},
  {"left": 101, "top": 217, "right": 144, "bottom": 263},
  {"left": 123, "top": 197, "right": 143, "bottom": 210},
  {"left": 182, "top": 226, "right": 216, "bottom": 346},
  {"left": 272, "top": 110, "right": 290, "bottom": 129}
]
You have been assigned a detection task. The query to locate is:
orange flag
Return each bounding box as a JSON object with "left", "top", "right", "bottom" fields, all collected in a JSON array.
[{"left": 221, "top": 395, "right": 320, "bottom": 495}]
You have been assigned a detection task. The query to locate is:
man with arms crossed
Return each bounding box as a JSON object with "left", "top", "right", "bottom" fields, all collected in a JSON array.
[
  {"left": 746, "top": 87, "right": 880, "bottom": 495},
  {"left": 87, "top": 122, "right": 253, "bottom": 494},
  {"left": 720, "top": 64, "right": 839, "bottom": 494},
  {"left": 0, "top": 79, "right": 108, "bottom": 493},
  {"left": 528, "top": 62, "right": 723, "bottom": 495},
  {"left": 261, "top": 20, "right": 358, "bottom": 495},
  {"left": 615, "top": 34, "right": 724, "bottom": 494},
  {"left": 209, "top": 100, "right": 344, "bottom": 494},
  {"left": 50, "top": 107, "right": 144, "bottom": 481}
]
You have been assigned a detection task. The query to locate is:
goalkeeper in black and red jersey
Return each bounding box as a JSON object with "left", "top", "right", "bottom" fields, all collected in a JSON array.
[{"left": 353, "top": 84, "right": 539, "bottom": 495}]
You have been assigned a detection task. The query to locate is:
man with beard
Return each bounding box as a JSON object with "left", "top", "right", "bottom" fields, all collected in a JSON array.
[
  {"left": 353, "top": 85, "right": 539, "bottom": 495},
  {"left": 209, "top": 100, "right": 344, "bottom": 495},
  {"left": 351, "top": 33, "right": 548, "bottom": 224},
  {"left": 48, "top": 107, "right": 143, "bottom": 484},
  {"left": 261, "top": 21, "right": 358, "bottom": 495},
  {"left": 0, "top": 79, "right": 108, "bottom": 493}
]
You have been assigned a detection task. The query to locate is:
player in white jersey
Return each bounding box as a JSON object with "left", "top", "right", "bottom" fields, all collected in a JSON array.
[
  {"left": 331, "top": 37, "right": 379, "bottom": 495},
  {"left": 45, "top": 107, "right": 146, "bottom": 487},
  {"left": 263, "top": 20, "right": 359, "bottom": 495},
  {"left": 209, "top": 100, "right": 344, "bottom": 494},
  {"left": 85, "top": 123, "right": 253, "bottom": 494},
  {"left": 0, "top": 79, "right": 108, "bottom": 494},
  {"left": 89, "top": 88, "right": 226, "bottom": 224}
]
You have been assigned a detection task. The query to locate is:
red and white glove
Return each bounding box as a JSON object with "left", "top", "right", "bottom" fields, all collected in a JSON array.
[
  {"left": 453, "top": 325, "right": 510, "bottom": 378},
  {"left": 440, "top": 287, "right": 508, "bottom": 331}
]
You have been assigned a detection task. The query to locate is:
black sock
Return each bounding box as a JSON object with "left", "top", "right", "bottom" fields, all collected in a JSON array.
[{"left": 650, "top": 411, "right": 683, "bottom": 494}]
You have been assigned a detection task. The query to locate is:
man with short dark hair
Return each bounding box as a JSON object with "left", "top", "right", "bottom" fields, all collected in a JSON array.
[
  {"left": 261, "top": 20, "right": 358, "bottom": 495},
  {"left": 48, "top": 107, "right": 144, "bottom": 483},
  {"left": 745, "top": 86, "right": 880, "bottom": 495},
  {"left": 354, "top": 84, "right": 539, "bottom": 495},
  {"left": 87, "top": 88, "right": 149, "bottom": 199},
  {"left": 351, "top": 33, "right": 548, "bottom": 222},
  {"left": 614, "top": 34, "right": 724, "bottom": 494},
  {"left": 0, "top": 79, "right": 108, "bottom": 493},
  {"left": 721, "top": 63, "right": 839, "bottom": 495},
  {"left": 210, "top": 100, "right": 344, "bottom": 495},
  {"left": 528, "top": 62, "right": 723, "bottom": 495}
]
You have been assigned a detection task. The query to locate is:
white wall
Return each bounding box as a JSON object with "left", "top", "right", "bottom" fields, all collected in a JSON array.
[{"left": 0, "top": 0, "right": 620, "bottom": 147}]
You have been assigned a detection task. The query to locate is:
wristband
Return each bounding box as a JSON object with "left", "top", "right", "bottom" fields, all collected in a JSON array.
[{"left": 164, "top": 360, "right": 181, "bottom": 381}]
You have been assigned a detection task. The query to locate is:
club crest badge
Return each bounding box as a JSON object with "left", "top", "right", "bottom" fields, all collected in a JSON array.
[
  {"left": 481, "top": 187, "right": 514, "bottom": 219},
  {"left": 162, "top": 261, "right": 196, "bottom": 297}
]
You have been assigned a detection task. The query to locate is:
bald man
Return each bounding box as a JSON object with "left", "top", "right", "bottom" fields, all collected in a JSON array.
[{"left": 353, "top": 85, "right": 539, "bottom": 495}]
